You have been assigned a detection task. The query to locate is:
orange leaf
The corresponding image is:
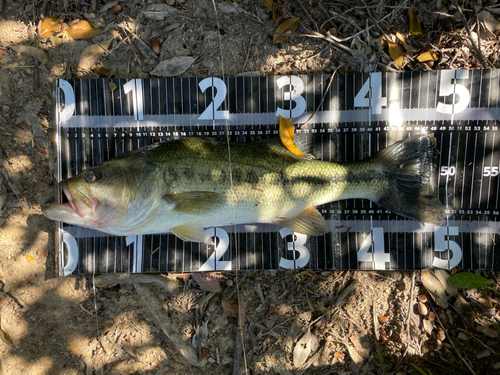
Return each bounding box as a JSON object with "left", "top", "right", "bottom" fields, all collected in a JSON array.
[
  {"left": 417, "top": 51, "right": 439, "bottom": 62},
  {"left": 386, "top": 40, "right": 404, "bottom": 68},
  {"left": 26, "top": 254, "right": 34, "bottom": 262},
  {"left": 278, "top": 115, "right": 311, "bottom": 157},
  {"left": 222, "top": 299, "right": 239, "bottom": 318},
  {"left": 408, "top": 9, "right": 422, "bottom": 35},
  {"left": 66, "top": 20, "right": 102, "bottom": 40},
  {"left": 334, "top": 351, "right": 345, "bottom": 359},
  {"left": 273, "top": 17, "right": 300, "bottom": 44},
  {"left": 39, "top": 17, "right": 63, "bottom": 38}
]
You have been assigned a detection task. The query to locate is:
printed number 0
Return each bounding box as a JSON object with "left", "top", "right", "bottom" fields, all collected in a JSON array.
[
  {"left": 436, "top": 70, "right": 470, "bottom": 114},
  {"left": 198, "top": 78, "right": 229, "bottom": 120},
  {"left": 199, "top": 228, "right": 231, "bottom": 271},
  {"left": 279, "top": 228, "right": 310, "bottom": 269},
  {"left": 433, "top": 226, "right": 462, "bottom": 269},
  {"left": 276, "top": 76, "right": 306, "bottom": 119}
]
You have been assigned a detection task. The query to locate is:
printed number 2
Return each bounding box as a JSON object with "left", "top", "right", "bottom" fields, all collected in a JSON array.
[
  {"left": 357, "top": 227, "right": 390, "bottom": 270},
  {"left": 433, "top": 226, "right": 462, "bottom": 269},
  {"left": 436, "top": 70, "right": 470, "bottom": 114},
  {"left": 276, "top": 76, "right": 306, "bottom": 119},
  {"left": 198, "top": 78, "right": 229, "bottom": 120},
  {"left": 354, "top": 72, "right": 387, "bottom": 115},
  {"left": 199, "top": 228, "right": 231, "bottom": 271},
  {"left": 279, "top": 228, "right": 310, "bottom": 269}
]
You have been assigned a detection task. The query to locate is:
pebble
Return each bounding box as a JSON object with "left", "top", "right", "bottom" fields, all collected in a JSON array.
[
  {"left": 476, "top": 350, "right": 491, "bottom": 359},
  {"left": 418, "top": 302, "right": 428, "bottom": 316},
  {"left": 226, "top": 279, "right": 233, "bottom": 287},
  {"left": 493, "top": 362, "right": 500, "bottom": 370},
  {"left": 427, "top": 311, "right": 435, "bottom": 321},
  {"left": 436, "top": 329, "right": 446, "bottom": 341},
  {"left": 457, "top": 332, "right": 469, "bottom": 341},
  {"left": 208, "top": 357, "right": 215, "bottom": 363},
  {"left": 417, "top": 294, "right": 428, "bottom": 303},
  {"left": 438, "top": 311, "right": 448, "bottom": 324}
]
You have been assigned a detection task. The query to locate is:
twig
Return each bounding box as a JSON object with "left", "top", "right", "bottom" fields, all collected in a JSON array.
[
  {"left": 195, "top": 307, "right": 203, "bottom": 363},
  {"left": 401, "top": 271, "right": 415, "bottom": 361},
  {"left": 431, "top": 303, "right": 476, "bottom": 375},
  {"left": 232, "top": 324, "right": 244, "bottom": 375},
  {"left": 334, "top": 279, "right": 358, "bottom": 307},
  {"left": 296, "top": 0, "right": 319, "bottom": 32},
  {"left": 454, "top": 1, "right": 492, "bottom": 69},
  {"left": 301, "top": 64, "right": 343, "bottom": 128},
  {"left": 456, "top": 328, "right": 497, "bottom": 354},
  {"left": 241, "top": 35, "right": 254, "bottom": 73}
]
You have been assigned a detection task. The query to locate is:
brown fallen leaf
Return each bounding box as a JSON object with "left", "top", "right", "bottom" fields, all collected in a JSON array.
[
  {"left": 417, "top": 51, "right": 439, "bottom": 62},
  {"left": 293, "top": 329, "right": 318, "bottom": 368},
  {"left": 279, "top": 115, "right": 312, "bottom": 158},
  {"left": 0, "top": 328, "right": 15, "bottom": 348},
  {"left": 477, "top": 10, "right": 500, "bottom": 34},
  {"left": 222, "top": 299, "right": 239, "bottom": 318},
  {"left": 39, "top": 16, "right": 64, "bottom": 38},
  {"left": 10, "top": 45, "right": 48, "bottom": 64},
  {"left": 150, "top": 56, "right": 197, "bottom": 77},
  {"left": 386, "top": 39, "right": 404, "bottom": 68},
  {"left": 408, "top": 9, "right": 422, "bottom": 35},
  {"left": 78, "top": 37, "right": 113, "bottom": 71},
  {"left": 421, "top": 269, "right": 449, "bottom": 308},
  {"left": 66, "top": 20, "right": 103, "bottom": 40},
  {"left": 273, "top": 17, "right": 300, "bottom": 44},
  {"left": 192, "top": 273, "right": 221, "bottom": 293},
  {"left": 264, "top": 0, "right": 283, "bottom": 23}
]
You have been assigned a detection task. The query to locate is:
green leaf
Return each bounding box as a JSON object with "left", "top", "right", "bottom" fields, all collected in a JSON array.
[{"left": 448, "top": 272, "right": 492, "bottom": 289}]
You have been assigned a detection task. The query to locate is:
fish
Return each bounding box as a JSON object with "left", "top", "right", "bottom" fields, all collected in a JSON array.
[{"left": 43, "top": 134, "right": 444, "bottom": 242}]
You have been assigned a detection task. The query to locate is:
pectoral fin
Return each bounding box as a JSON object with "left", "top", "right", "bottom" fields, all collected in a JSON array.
[
  {"left": 275, "top": 206, "right": 328, "bottom": 236},
  {"left": 164, "top": 191, "right": 222, "bottom": 213},
  {"left": 171, "top": 222, "right": 209, "bottom": 243}
]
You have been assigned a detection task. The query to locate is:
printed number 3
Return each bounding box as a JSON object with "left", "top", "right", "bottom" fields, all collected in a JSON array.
[
  {"left": 436, "top": 70, "right": 470, "bottom": 114},
  {"left": 276, "top": 76, "right": 306, "bottom": 119},
  {"left": 279, "top": 228, "right": 310, "bottom": 269}
]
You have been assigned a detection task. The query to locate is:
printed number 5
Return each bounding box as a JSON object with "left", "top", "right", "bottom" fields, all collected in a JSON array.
[
  {"left": 433, "top": 226, "right": 462, "bottom": 269},
  {"left": 279, "top": 228, "right": 310, "bottom": 269},
  {"left": 436, "top": 70, "right": 470, "bottom": 114}
]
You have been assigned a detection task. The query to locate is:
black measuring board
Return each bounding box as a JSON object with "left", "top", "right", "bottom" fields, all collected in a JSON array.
[{"left": 53, "top": 69, "right": 500, "bottom": 276}]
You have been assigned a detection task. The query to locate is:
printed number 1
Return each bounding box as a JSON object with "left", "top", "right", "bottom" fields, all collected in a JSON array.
[{"left": 123, "top": 79, "right": 144, "bottom": 120}]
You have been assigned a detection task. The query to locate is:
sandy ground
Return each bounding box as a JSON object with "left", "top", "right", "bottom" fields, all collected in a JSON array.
[{"left": 0, "top": 0, "right": 500, "bottom": 374}]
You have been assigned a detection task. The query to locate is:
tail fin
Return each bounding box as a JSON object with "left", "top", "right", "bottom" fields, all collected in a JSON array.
[{"left": 376, "top": 134, "right": 444, "bottom": 224}]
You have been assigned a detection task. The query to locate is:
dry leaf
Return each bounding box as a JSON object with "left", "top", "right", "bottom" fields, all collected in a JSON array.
[
  {"left": 0, "top": 328, "right": 14, "bottom": 348},
  {"left": 222, "top": 299, "right": 239, "bottom": 318},
  {"left": 26, "top": 254, "right": 34, "bottom": 262},
  {"left": 142, "top": 4, "right": 183, "bottom": 20},
  {"left": 151, "top": 56, "right": 197, "bottom": 77},
  {"left": 293, "top": 329, "right": 318, "bottom": 368},
  {"left": 417, "top": 51, "right": 439, "bottom": 62},
  {"left": 264, "top": 0, "right": 283, "bottom": 23},
  {"left": 192, "top": 273, "right": 221, "bottom": 293},
  {"left": 11, "top": 45, "right": 48, "bottom": 64},
  {"left": 477, "top": 10, "right": 500, "bottom": 33},
  {"left": 386, "top": 40, "right": 404, "bottom": 68},
  {"left": 273, "top": 17, "right": 300, "bottom": 44},
  {"left": 334, "top": 351, "right": 344, "bottom": 359},
  {"left": 66, "top": 20, "right": 102, "bottom": 40},
  {"left": 279, "top": 115, "right": 312, "bottom": 157},
  {"left": 421, "top": 269, "right": 448, "bottom": 308},
  {"left": 408, "top": 9, "right": 422, "bottom": 35},
  {"left": 218, "top": 2, "right": 239, "bottom": 13},
  {"left": 434, "top": 269, "right": 458, "bottom": 297},
  {"left": 78, "top": 37, "right": 113, "bottom": 71},
  {"left": 109, "top": 82, "right": 117, "bottom": 92},
  {"left": 39, "top": 17, "right": 63, "bottom": 38}
]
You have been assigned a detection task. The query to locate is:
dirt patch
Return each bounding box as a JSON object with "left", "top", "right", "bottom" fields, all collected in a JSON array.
[{"left": 0, "top": 0, "right": 499, "bottom": 374}]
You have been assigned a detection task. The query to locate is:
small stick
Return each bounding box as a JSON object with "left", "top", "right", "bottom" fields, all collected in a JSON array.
[
  {"left": 334, "top": 279, "right": 358, "bottom": 307},
  {"left": 295, "top": 0, "right": 319, "bottom": 32},
  {"left": 241, "top": 35, "right": 254, "bottom": 73},
  {"left": 195, "top": 307, "right": 203, "bottom": 363}
]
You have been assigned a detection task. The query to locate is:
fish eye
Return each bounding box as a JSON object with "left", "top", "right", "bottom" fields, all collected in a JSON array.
[{"left": 85, "top": 171, "right": 100, "bottom": 183}]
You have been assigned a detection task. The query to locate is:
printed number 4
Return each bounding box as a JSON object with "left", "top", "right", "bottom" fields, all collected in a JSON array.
[
  {"left": 357, "top": 227, "right": 390, "bottom": 270},
  {"left": 353, "top": 72, "right": 387, "bottom": 115}
]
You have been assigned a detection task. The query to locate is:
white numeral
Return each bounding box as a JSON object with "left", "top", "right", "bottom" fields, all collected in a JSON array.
[
  {"left": 440, "top": 166, "right": 456, "bottom": 176},
  {"left": 126, "top": 235, "right": 144, "bottom": 273},
  {"left": 198, "top": 78, "right": 229, "bottom": 120},
  {"left": 123, "top": 79, "right": 144, "bottom": 120},
  {"left": 58, "top": 80, "right": 76, "bottom": 122},
  {"left": 199, "top": 228, "right": 231, "bottom": 271},
  {"left": 433, "top": 226, "right": 462, "bottom": 269},
  {"left": 484, "top": 166, "right": 499, "bottom": 177},
  {"left": 357, "top": 227, "right": 389, "bottom": 270},
  {"left": 354, "top": 72, "right": 387, "bottom": 115},
  {"left": 279, "top": 228, "right": 310, "bottom": 269},
  {"left": 61, "top": 230, "right": 78, "bottom": 276},
  {"left": 436, "top": 70, "right": 470, "bottom": 114},
  {"left": 276, "top": 76, "right": 306, "bottom": 119}
]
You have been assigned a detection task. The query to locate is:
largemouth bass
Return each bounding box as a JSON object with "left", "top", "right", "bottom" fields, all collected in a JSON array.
[{"left": 44, "top": 134, "right": 444, "bottom": 242}]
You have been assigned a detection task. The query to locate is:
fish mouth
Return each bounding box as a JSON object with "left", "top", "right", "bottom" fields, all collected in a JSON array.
[
  {"left": 61, "top": 180, "right": 78, "bottom": 215},
  {"left": 61, "top": 180, "right": 97, "bottom": 218}
]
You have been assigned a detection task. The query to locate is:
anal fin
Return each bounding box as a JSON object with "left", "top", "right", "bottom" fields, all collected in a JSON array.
[
  {"left": 275, "top": 206, "right": 328, "bottom": 236},
  {"left": 171, "top": 222, "right": 209, "bottom": 243}
]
